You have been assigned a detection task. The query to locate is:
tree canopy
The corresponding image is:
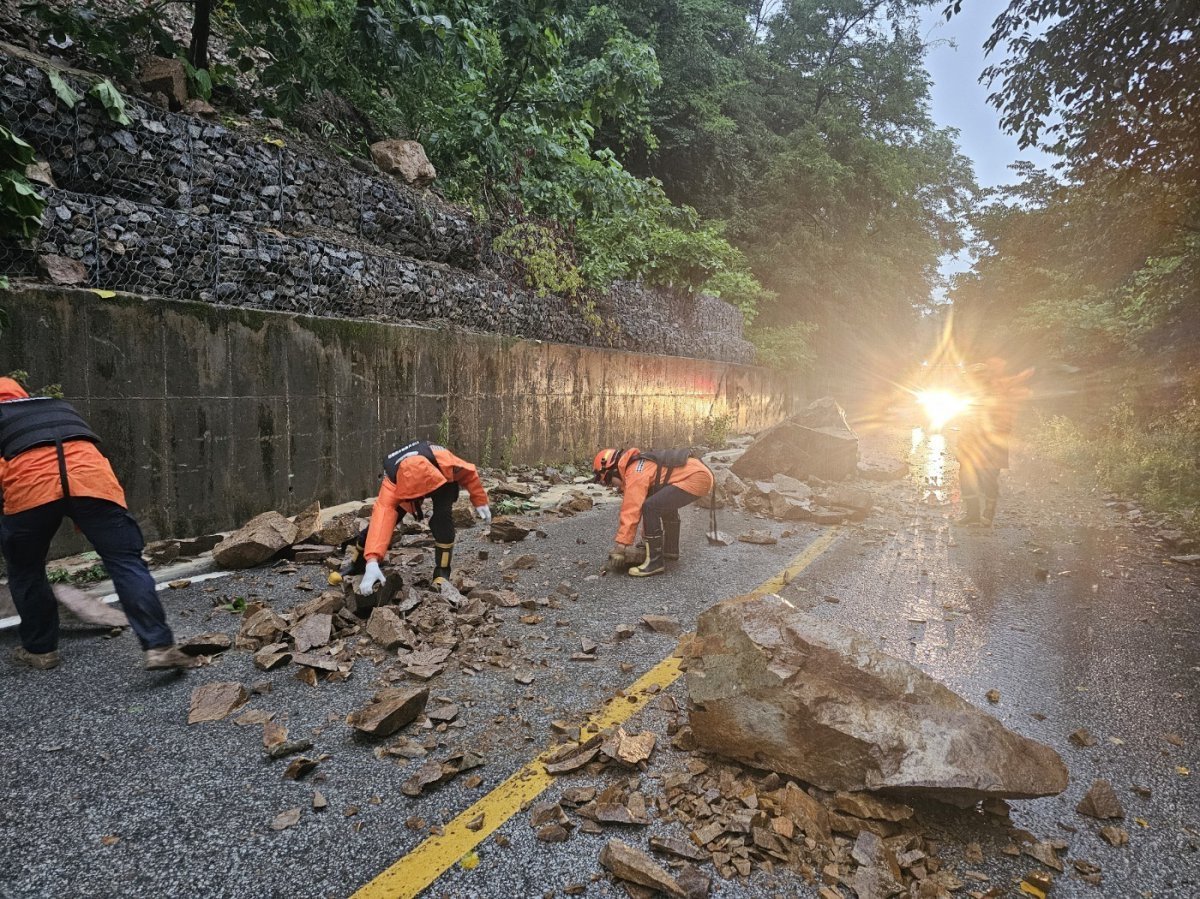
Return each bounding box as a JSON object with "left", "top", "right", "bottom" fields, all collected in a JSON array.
[{"left": 21, "top": 0, "right": 976, "bottom": 371}]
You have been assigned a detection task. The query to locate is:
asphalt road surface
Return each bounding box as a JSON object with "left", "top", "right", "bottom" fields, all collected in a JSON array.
[{"left": 2, "top": 429, "right": 1197, "bottom": 899}]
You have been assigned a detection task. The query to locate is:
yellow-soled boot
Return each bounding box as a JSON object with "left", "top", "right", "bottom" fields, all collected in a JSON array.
[
  {"left": 629, "top": 535, "right": 665, "bottom": 577},
  {"left": 432, "top": 541, "right": 454, "bottom": 587}
]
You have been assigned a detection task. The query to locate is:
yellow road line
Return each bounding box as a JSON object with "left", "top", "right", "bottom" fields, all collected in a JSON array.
[{"left": 352, "top": 527, "right": 841, "bottom": 899}]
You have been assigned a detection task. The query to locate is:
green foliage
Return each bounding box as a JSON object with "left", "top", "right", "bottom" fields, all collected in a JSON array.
[
  {"left": 3, "top": 371, "right": 64, "bottom": 398},
  {"left": 19, "top": 0, "right": 972, "bottom": 360},
  {"left": 500, "top": 433, "right": 518, "bottom": 470},
  {"left": 24, "top": 0, "right": 182, "bottom": 80},
  {"left": 219, "top": 596, "right": 248, "bottom": 613},
  {"left": 0, "top": 125, "right": 45, "bottom": 241},
  {"left": 481, "top": 425, "right": 494, "bottom": 469},
  {"left": 748, "top": 322, "right": 819, "bottom": 374},
  {"left": 437, "top": 408, "right": 451, "bottom": 446},
  {"left": 493, "top": 496, "right": 535, "bottom": 515},
  {"left": 47, "top": 70, "right": 81, "bottom": 108},
  {"left": 968, "top": 0, "right": 1200, "bottom": 188},
  {"left": 493, "top": 222, "right": 583, "bottom": 297},
  {"left": 47, "top": 562, "right": 108, "bottom": 584},
  {"left": 89, "top": 79, "right": 132, "bottom": 125},
  {"left": 1034, "top": 404, "right": 1200, "bottom": 524},
  {"left": 702, "top": 270, "right": 773, "bottom": 326},
  {"left": 184, "top": 61, "right": 213, "bottom": 101},
  {"left": 699, "top": 411, "right": 733, "bottom": 448}
]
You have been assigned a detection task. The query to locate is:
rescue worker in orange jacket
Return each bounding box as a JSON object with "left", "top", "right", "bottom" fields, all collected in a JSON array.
[
  {"left": 956, "top": 358, "right": 1032, "bottom": 526},
  {"left": 355, "top": 440, "right": 491, "bottom": 595},
  {"left": 0, "top": 377, "right": 191, "bottom": 671},
  {"left": 593, "top": 447, "right": 714, "bottom": 577}
]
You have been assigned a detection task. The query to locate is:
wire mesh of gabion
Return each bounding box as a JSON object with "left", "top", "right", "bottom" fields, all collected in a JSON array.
[{"left": 0, "top": 49, "right": 755, "bottom": 363}]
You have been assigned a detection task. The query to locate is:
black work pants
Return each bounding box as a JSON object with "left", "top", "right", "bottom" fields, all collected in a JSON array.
[
  {"left": 1, "top": 497, "right": 174, "bottom": 653},
  {"left": 427, "top": 482, "right": 460, "bottom": 544},
  {"left": 640, "top": 485, "right": 696, "bottom": 538}
]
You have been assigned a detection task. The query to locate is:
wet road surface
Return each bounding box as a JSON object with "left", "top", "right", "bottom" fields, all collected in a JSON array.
[{"left": 1, "top": 429, "right": 1197, "bottom": 898}]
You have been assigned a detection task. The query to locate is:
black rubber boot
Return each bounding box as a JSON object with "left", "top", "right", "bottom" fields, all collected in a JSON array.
[
  {"left": 432, "top": 541, "right": 454, "bottom": 587},
  {"left": 954, "top": 496, "right": 982, "bottom": 526},
  {"left": 982, "top": 499, "right": 997, "bottom": 526},
  {"left": 662, "top": 517, "right": 681, "bottom": 561},
  {"left": 629, "top": 535, "right": 665, "bottom": 577}
]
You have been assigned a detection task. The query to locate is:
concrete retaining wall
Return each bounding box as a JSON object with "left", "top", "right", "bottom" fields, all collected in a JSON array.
[{"left": 0, "top": 288, "right": 797, "bottom": 540}]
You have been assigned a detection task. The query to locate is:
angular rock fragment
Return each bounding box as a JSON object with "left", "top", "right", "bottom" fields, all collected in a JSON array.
[
  {"left": 1100, "top": 825, "right": 1129, "bottom": 846},
  {"left": 291, "top": 502, "right": 322, "bottom": 545},
  {"left": 283, "top": 757, "right": 318, "bottom": 780},
  {"left": 179, "top": 633, "right": 233, "bottom": 655},
  {"left": 188, "top": 682, "right": 248, "bottom": 724},
  {"left": 270, "top": 807, "right": 302, "bottom": 831},
  {"left": 290, "top": 613, "right": 332, "bottom": 653},
  {"left": 732, "top": 397, "right": 858, "bottom": 482},
  {"left": 832, "top": 791, "right": 913, "bottom": 822},
  {"left": 365, "top": 606, "right": 412, "bottom": 650},
  {"left": 599, "top": 839, "right": 685, "bottom": 897},
  {"left": 737, "top": 530, "right": 777, "bottom": 545},
  {"left": 601, "top": 728, "right": 656, "bottom": 767},
  {"left": 213, "top": 512, "right": 298, "bottom": 569},
  {"left": 686, "top": 594, "right": 1069, "bottom": 799},
  {"left": 640, "top": 615, "right": 681, "bottom": 636},
  {"left": 1076, "top": 779, "right": 1124, "bottom": 819},
  {"left": 292, "top": 544, "right": 335, "bottom": 564},
  {"left": 347, "top": 686, "right": 429, "bottom": 737},
  {"left": 487, "top": 517, "right": 530, "bottom": 542},
  {"left": 253, "top": 643, "right": 292, "bottom": 671}
]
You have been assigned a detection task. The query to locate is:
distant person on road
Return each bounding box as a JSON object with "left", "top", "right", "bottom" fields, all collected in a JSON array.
[
  {"left": 0, "top": 377, "right": 192, "bottom": 671},
  {"left": 352, "top": 440, "right": 492, "bottom": 595},
  {"left": 593, "top": 447, "right": 714, "bottom": 577},
  {"left": 956, "top": 359, "right": 1032, "bottom": 526}
]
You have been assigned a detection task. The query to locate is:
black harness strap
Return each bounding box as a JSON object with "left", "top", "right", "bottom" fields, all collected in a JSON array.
[{"left": 55, "top": 438, "right": 72, "bottom": 501}]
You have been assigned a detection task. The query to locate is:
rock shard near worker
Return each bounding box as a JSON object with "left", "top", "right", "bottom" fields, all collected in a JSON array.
[{"left": 686, "top": 594, "right": 1069, "bottom": 800}]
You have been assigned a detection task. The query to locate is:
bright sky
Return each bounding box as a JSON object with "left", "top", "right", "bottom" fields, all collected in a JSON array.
[
  {"left": 917, "top": 2, "right": 1055, "bottom": 296},
  {"left": 919, "top": 2, "right": 1054, "bottom": 189}
]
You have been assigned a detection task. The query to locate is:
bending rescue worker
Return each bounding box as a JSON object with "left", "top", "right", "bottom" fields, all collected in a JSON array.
[
  {"left": 355, "top": 440, "right": 492, "bottom": 595},
  {"left": 0, "top": 377, "right": 191, "bottom": 671},
  {"left": 593, "top": 447, "right": 714, "bottom": 577}
]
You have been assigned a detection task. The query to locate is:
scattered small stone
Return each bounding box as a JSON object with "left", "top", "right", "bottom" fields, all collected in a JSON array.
[
  {"left": 271, "top": 808, "right": 302, "bottom": 831},
  {"left": 1076, "top": 779, "right": 1124, "bottom": 820},
  {"left": 187, "top": 682, "right": 248, "bottom": 724}
]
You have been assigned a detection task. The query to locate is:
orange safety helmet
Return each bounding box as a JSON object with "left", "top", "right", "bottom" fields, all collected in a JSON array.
[{"left": 592, "top": 448, "right": 626, "bottom": 484}]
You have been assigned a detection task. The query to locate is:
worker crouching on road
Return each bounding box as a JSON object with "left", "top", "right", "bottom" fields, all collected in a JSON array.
[
  {"left": 355, "top": 440, "right": 491, "bottom": 596},
  {"left": 593, "top": 447, "right": 714, "bottom": 577},
  {"left": 0, "top": 377, "right": 191, "bottom": 671}
]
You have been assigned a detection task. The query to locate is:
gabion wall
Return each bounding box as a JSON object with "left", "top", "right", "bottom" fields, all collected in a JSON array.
[{"left": 0, "top": 50, "right": 754, "bottom": 363}]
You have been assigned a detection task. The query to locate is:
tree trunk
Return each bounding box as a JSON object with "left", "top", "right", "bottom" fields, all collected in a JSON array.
[{"left": 189, "top": 0, "right": 213, "bottom": 71}]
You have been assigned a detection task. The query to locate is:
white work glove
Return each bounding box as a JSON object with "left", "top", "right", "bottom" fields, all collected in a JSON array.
[
  {"left": 357, "top": 560, "right": 386, "bottom": 595},
  {"left": 475, "top": 505, "right": 493, "bottom": 523}
]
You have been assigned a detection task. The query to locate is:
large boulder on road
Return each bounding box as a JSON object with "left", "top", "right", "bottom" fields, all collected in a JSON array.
[
  {"left": 732, "top": 397, "right": 858, "bottom": 482},
  {"left": 686, "top": 594, "right": 1069, "bottom": 800},
  {"left": 213, "top": 511, "right": 298, "bottom": 569}
]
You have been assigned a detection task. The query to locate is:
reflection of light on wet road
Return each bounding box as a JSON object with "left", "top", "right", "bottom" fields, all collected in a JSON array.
[{"left": 910, "top": 427, "right": 948, "bottom": 504}]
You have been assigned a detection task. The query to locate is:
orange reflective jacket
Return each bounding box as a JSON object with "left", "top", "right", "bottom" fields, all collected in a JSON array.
[
  {"left": 0, "top": 379, "right": 126, "bottom": 515},
  {"left": 614, "top": 450, "right": 713, "bottom": 545},
  {"left": 364, "top": 445, "right": 489, "bottom": 561}
]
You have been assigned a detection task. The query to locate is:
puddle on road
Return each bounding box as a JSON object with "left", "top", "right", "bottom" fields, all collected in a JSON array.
[{"left": 911, "top": 426, "right": 950, "bottom": 505}]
